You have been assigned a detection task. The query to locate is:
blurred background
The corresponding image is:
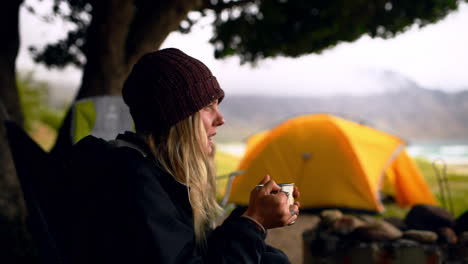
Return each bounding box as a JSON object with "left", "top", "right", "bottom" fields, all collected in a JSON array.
[
  {"left": 1, "top": 0, "right": 468, "bottom": 262},
  {"left": 17, "top": 1, "right": 468, "bottom": 164}
]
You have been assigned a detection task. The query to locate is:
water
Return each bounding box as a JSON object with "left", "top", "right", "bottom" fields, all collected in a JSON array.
[
  {"left": 407, "top": 142, "right": 468, "bottom": 165},
  {"left": 217, "top": 143, "right": 246, "bottom": 157},
  {"left": 219, "top": 142, "right": 468, "bottom": 165}
]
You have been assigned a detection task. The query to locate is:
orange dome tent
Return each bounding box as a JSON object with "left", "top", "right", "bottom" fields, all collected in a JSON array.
[{"left": 228, "top": 114, "right": 436, "bottom": 213}]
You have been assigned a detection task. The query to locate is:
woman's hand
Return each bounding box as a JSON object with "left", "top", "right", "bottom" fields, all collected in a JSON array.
[
  {"left": 242, "top": 175, "right": 300, "bottom": 229},
  {"left": 289, "top": 185, "right": 301, "bottom": 225}
]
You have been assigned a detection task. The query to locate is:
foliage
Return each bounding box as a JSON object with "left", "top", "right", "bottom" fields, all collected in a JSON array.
[
  {"left": 26, "top": 0, "right": 91, "bottom": 68},
  {"left": 27, "top": 0, "right": 467, "bottom": 67},
  {"left": 17, "top": 72, "right": 67, "bottom": 133},
  {"left": 412, "top": 158, "right": 468, "bottom": 218},
  {"left": 368, "top": 157, "right": 468, "bottom": 218},
  {"left": 210, "top": 0, "right": 465, "bottom": 63}
]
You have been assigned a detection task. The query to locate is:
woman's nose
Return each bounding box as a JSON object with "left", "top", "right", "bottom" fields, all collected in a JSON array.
[{"left": 215, "top": 111, "right": 225, "bottom": 127}]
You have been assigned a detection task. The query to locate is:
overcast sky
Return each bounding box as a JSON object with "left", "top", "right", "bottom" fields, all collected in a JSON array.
[{"left": 17, "top": 1, "right": 468, "bottom": 97}]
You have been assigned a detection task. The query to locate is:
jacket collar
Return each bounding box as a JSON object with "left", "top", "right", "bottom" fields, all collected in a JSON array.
[
  {"left": 114, "top": 131, "right": 192, "bottom": 213},
  {"left": 115, "top": 131, "right": 154, "bottom": 158}
]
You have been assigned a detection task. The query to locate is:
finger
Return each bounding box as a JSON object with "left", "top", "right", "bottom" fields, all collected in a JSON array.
[
  {"left": 269, "top": 190, "right": 288, "bottom": 206},
  {"left": 254, "top": 175, "right": 270, "bottom": 192},
  {"left": 278, "top": 190, "right": 290, "bottom": 203},
  {"left": 294, "top": 201, "right": 301, "bottom": 208},
  {"left": 258, "top": 174, "right": 270, "bottom": 185},
  {"left": 293, "top": 185, "right": 300, "bottom": 199},
  {"left": 263, "top": 179, "right": 281, "bottom": 194},
  {"left": 289, "top": 204, "right": 300, "bottom": 215},
  {"left": 286, "top": 205, "right": 300, "bottom": 225},
  {"left": 281, "top": 207, "right": 299, "bottom": 226},
  {"left": 287, "top": 214, "right": 298, "bottom": 226}
]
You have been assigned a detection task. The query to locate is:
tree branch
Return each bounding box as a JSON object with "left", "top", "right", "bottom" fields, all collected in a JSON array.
[
  {"left": 203, "top": 0, "right": 256, "bottom": 13},
  {"left": 125, "top": 0, "right": 201, "bottom": 66}
]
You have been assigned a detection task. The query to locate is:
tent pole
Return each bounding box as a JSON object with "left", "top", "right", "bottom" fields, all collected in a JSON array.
[
  {"left": 219, "top": 170, "right": 246, "bottom": 207},
  {"left": 432, "top": 159, "right": 449, "bottom": 212}
]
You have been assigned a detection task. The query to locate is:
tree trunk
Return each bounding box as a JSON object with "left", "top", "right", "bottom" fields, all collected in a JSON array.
[
  {"left": 77, "top": 0, "right": 134, "bottom": 99},
  {"left": 78, "top": 0, "right": 202, "bottom": 99},
  {"left": 0, "top": 0, "right": 39, "bottom": 261},
  {"left": 0, "top": 0, "right": 26, "bottom": 221},
  {"left": 52, "top": 0, "right": 201, "bottom": 154}
]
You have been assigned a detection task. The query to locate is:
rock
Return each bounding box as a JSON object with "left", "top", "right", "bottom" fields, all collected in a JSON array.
[
  {"left": 332, "top": 215, "right": 366, "bottom": 235},
  {"left": 455, "top": 210, "right": 468, "bottom": 234},
  {"left": 304, "top": 229, "right": 340, "bottom": 257},
  {"left": 373, "top": 219, "right": 403, "bottom": 239},
  {"left": 350, "top": 226, "right": 387, "bottom": 242},
  {"left": 459, "top": 232, "right": 468, "bottom": 244},
  {"left": 403, "top": 230, "right": 438, "bottom": 243},
  {"left": 384, "top": 217, "right": 407, "bottom": 231},
  {"left": 320, "top": 209, "right": 343, "bottom": 227},
  {"left": 393, "top": 238, "right": 420, "bottom": 247},
  {"left": 437, "top": 227, "right": 457, "bottom": 244},
  {"left": 358, "top": 215, "right": 378, "bottom": 224},
  {"left": 405, "top": 204, "right": 455, "bottom": 231},
  {"left": 350, "top": 219, "right": 402, "bottom": 241},
  {"left": 375, "top": 220, "right": 403, "bottom": 240}
]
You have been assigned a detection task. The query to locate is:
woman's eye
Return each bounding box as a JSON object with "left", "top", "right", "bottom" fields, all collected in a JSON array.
[{"left": 206, "top": 102, "right": 216, "bottom": 109}]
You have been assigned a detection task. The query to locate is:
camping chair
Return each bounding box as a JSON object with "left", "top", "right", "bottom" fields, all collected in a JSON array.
[
  {"left": 4, "top": 121, "right": 66, "bottom": 264},
  {"left": 4, "top": 96, "right": 134, "bottom": 263},
  {"left": 219, "top": 170, "right": 246, "bottom": 207},
  {"left": 70, "top": 96, "right": 134, "bottom": 144}
]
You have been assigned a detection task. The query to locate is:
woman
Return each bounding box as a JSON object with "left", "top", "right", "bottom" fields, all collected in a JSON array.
[{"left": 72, "top": 48, "right": 300, "bottom": 263}]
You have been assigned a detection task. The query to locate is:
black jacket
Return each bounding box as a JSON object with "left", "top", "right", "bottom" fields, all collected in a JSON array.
[{"left": 65, "top": 132, "right": 289, "bottom": 264}]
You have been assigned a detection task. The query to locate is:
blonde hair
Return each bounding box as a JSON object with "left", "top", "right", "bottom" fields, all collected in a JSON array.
[{"left": 145, "top": 112, "right": 223, "bottom": 245}]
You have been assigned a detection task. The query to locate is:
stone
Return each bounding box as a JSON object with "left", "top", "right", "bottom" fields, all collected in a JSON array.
[
  {"left": 332, "top": 215, "right": 366, "bottom": 235},
  {"left": 358, "top": 215, "right": 378, "bottom": 224},
  {"left": 455, "top": 210, "right": 468, "bottom": 234},
  {"left": 403, "top": 230, "right": 438, "bottom": 243},
  {"left": 350, "top": 219, "right": 402, "bottom": 241},
  {"left": 393, "top": 238, "right": 420, "bottom": 247},
  {"left": 437, "top": 227, "right": 457, "bottom": 244},
  {"left": 405, "top": 204, "right": 455, "bottom": 231},
  {"left": 320, "top": 209, "right": 343, "bottom": 227},
  {"left": 459, "top": 232, "right": 468, "bottom": 244},
  {"left": 384, "top": 217, "right": 407, "bottom": 231}
]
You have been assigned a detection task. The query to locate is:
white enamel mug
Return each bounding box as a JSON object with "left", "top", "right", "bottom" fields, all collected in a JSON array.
[{"left": 256, "top": 183, "right": 295, "bottom": 205}]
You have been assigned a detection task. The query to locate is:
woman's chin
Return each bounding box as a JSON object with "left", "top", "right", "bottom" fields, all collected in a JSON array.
[{"left": 207, "top": 142, "right": 215, "bottom": 156}]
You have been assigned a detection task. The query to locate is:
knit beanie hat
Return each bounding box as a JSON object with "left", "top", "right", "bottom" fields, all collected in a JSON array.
[{"left": 122, "top": 48, "right": 225, "bottom": 133}]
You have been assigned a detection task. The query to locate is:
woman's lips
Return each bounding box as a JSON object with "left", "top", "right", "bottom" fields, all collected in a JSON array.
[{"left": 208, "top": 133, "right": 216, "bottom": 143}]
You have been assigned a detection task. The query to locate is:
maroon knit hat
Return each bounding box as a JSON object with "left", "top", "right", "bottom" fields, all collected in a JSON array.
[{"left": 122, "top": 48, "right": 225, "bottom": 133}]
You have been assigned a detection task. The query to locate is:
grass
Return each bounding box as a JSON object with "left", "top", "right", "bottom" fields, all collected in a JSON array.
[
  {"left": 214, "top": 150, "right": 242, "bottom": 200},
  {"left": 214, "top": 150, "right": 468, "bottom": 218},
  {"left": 404, "top": 158, "right": 468, "bottom": 218}
]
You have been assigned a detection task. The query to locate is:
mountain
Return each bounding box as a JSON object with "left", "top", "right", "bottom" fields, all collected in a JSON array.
[
  {"left": 43, "top": 70, "right": 468, "bottom": 143},
  {"left": 217, "top": 87, "right": 468, "bottom": 143}
]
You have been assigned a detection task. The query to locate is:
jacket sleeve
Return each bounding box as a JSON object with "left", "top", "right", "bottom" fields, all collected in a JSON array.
[
  {"left": 104, "top": 148, "right": 277, "bottom": 264},
  {"left": 205, "top": 210, "right": 268, "bottom": 263}
]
